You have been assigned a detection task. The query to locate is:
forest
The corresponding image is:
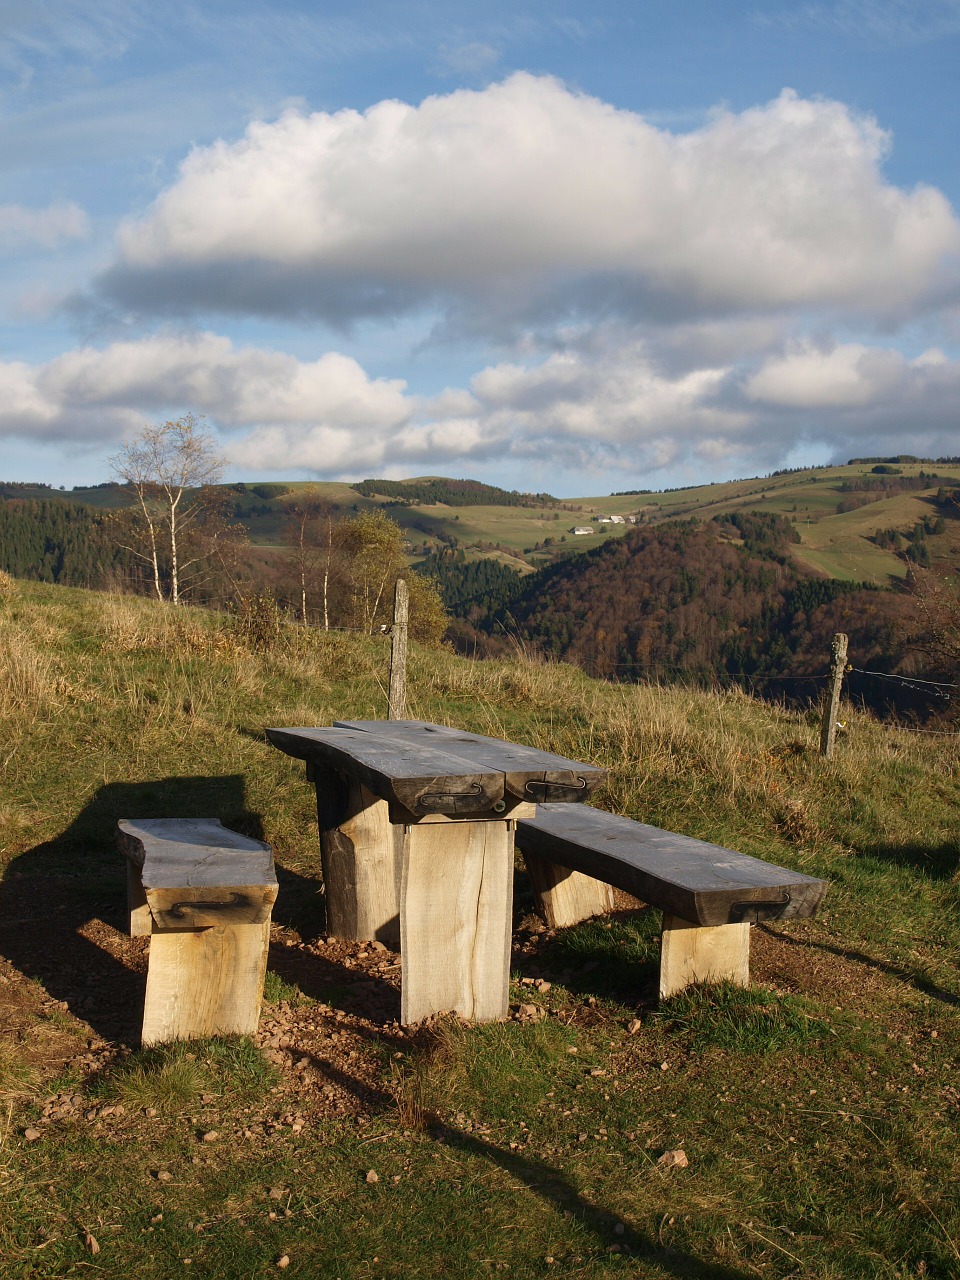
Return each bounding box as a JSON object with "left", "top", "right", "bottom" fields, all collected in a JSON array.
[
  {"left": 436, "top": 513, "right": 955, "bottom": 719},
  {"left": 351, "top": 477, "right": 557, "bottom": 507}
]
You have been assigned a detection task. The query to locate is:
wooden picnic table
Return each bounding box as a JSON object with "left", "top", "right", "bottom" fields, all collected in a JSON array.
[{"left": 266, "top": 720, "right": 606, "bottom": 1024}]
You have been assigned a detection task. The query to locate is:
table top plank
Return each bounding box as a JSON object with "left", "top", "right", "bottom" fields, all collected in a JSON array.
[
  {"left": 335, "top": 720, "right": 606, "bottom": 802},
  {"left": 266, "top": 725, "right": 505, "bottom": 816}
]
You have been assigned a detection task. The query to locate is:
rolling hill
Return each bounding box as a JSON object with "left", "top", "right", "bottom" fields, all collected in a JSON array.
[{"left": 6, "top": 458, "right": 958, "bottom": 586}]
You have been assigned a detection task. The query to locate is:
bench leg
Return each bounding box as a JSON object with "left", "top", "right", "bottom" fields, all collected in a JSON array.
[
  {"left": 127, "top": 862, "right": 152, "bottom": 937},
  {"left": 522, "top": 850, "right": 615, "bottom": 927},
  {"left": 400, "top": 819, "right": 513, "bottom": 1025},
  {"left": 659, "top": 913, "right": 750, "bottom": 999},
  {"left": 141, "top": 919, "right": 271, "bottom": 1046},
  {"left": 316, "top": 776, "right": 402, "bottom": 946}
]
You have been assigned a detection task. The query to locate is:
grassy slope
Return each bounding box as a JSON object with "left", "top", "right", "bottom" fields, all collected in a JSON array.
[{"left": 1, "top": 580, "right": 959, "bottom": 1278}]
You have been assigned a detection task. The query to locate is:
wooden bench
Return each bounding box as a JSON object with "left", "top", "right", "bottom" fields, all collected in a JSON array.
[
  {"left": 515, "top": 804, "right": 828, "bottom": 998},
  {"left": 118, "top": 819, "right": 278, "bottom": 1045}
]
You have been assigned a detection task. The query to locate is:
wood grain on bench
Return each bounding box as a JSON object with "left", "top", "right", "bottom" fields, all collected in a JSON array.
[{"left": 515, "top": 803, "right": 828, "bottom": 999}]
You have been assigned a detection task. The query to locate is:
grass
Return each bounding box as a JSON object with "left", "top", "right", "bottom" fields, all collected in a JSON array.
[
  {"left": 0, "top": 578, "right": 959, "bottom": 1276},
  {"left": 650, "top": 983, "right": 830, "bottom": 1054}
]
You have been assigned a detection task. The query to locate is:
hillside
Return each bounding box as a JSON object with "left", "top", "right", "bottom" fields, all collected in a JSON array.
[
  {"left": 6, "top": 458, "right": 959, "bottom": 583},
  {"left": 440, "top": 510, "right": 960, "bottom": 719},
  {"left": 1, "top": 578, "right": 959, "bottom": 1277}
]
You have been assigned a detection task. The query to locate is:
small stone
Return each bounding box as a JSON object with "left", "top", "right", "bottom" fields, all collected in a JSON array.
[
  {"left": 144, "top": 1107, "right": 158, "bottom": 1118},
  {"left": 23, "top": 1128, "right": 41, "bottom": 1141},
  {"left": 627, "top": 1018, "right": 642, "bottom": 1034},
  {"left": 277, "top": 1257, "right": 290, "bottom": 1270},
  {"left": 269, "top": 1186, "right": 285, "bottom": 1200},
  {"left": 371, "top": 942, "right": 388, "bottom": 952},
  {"left": 151, "top": 1214, "right": 163, "bottom": 1224},
  {"left": 202, "top": 1131, "right": 219, "bottom": 1143},
  {"left": 657, "top": 1149, "right": 689, "bottom": 1169},
  {"left": 566, "top": 1047, "right": 578, "bottom": 1055},
  {"left": 156, "top": 1170, "right": 173, "bottom": 1182},
  {"left": 365, "top": 1170, "right": 379, "bottom": 1184},
  {"left": 660, "top": 1061, "right": 669, "bottom": 1071}
]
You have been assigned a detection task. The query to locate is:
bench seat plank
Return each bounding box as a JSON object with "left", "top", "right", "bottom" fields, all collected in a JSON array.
[
  {"left": 336, "top": 720, "right": 607, "bottom": 802},
  {"left": 515, "top": 804, "right": 827, "bottom": 927},
  {"left": 267, "top": 726, "right": 504, "bottom": 817},
  {"left": 118, "top": 818, "right": 278, "bottom": 928}
]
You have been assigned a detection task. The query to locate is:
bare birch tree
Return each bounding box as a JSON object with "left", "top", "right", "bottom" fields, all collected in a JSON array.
[
  {"left": 109, "top": 415, "right": 231, "bottom": 605},
  {"left": 282, "top": 497, "right": 341, "bottom": 627}
]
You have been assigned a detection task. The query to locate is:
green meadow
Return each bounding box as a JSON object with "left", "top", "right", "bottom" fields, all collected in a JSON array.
[{"left": 1, "top": 577, "right": 958, "bottom": 1278}]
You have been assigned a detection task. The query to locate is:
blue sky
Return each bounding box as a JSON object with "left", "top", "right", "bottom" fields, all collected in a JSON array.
[{"left": 2, "top": 0, "right": 959, "bottom": 495}]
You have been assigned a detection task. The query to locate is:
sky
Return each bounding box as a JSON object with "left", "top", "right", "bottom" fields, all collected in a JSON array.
[{"left": 2, "top": 0, "right": 960, "bottom": 497}]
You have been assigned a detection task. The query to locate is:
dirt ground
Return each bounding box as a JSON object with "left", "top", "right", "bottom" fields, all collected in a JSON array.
[{"left": 0, "top": 873, "right": 923, "bottom": 1133}]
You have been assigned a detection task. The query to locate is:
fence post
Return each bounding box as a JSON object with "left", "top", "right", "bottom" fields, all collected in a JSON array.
[
  {"left": 388, "top": 578, "right": 409, "bottom": 721},
  {"left": 819, "top": 632, "right": 848, "bottom": 759}
]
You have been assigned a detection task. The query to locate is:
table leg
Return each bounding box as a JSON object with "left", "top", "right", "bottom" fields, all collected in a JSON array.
[
  {"left": 314, "top": 770, "right": 402, "bottom": 946},
  {"left": 399, "top": 819, "right": 513, "bottom": 1024}
]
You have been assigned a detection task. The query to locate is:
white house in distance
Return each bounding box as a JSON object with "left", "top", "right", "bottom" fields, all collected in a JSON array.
[
  {"left": 598, "top": 514, "right": 626, "bottom": 525},
  {"left": 571, "top": 526, "right": 594, "bottom": 535}
]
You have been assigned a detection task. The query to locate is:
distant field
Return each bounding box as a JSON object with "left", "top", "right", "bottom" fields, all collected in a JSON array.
[{"left": 5, "top": 461, "right": 955, "bottom": 582}]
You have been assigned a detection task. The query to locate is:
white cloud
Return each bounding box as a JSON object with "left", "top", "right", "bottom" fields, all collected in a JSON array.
[
  {"left": 97, "top": 75, "right": 960, "bottom": 327},
  {"left": 0, "top": 201, "right": 89, "bottom": 250},
  {"left": 0, "top": 332, "right": 411, "bottom": 450},
  {"left": 1, "top": 328, "right": 959, "bottom": 483},
  {"left": 745, "top": 340, "right": 960, "bottom": 411}
]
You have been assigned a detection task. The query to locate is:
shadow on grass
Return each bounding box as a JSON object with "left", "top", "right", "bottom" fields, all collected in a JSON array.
[
  {"left": 295, "top": 1039, "right": 753, "bottom": 1280},
  {"left": 858, "top": 841, "right": 960, "bottom": 881},
  {"left": 0, "top": 774, "right": 267, "bottom": 1046},
  {"left": 758, "top": 924, "right": 960, "bottom": 1008},
  {"left": 532, "top": 911, "right": 661, "bottom": 1003}
]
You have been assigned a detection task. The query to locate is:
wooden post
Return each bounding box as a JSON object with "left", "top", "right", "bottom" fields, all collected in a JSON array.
[
  {"left": 522, "top": 849, "right": 615, "bottom": 928},
  {"left": 659, "top": 914, "right": 750, "bottom": 999},
  {"left": 314, "top": 772, "right": 402, "bottom": 947},
  {"left": 141, "top": 920, "right": 272, "bottom": 1046},
  {"left": 819, "top": 632, "right": 848, "bottom": 759},
  {"left": 388, "top": 578, "right": 409, "bottom": 721}
]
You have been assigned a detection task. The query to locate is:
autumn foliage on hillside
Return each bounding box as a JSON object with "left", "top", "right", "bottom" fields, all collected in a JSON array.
[{"left": 487, "top": 517, "right": 906, "bottom": 687}]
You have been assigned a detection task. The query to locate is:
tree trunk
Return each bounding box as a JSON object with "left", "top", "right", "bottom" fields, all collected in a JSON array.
[{"left": 168, "top": 489, "right": 183, "bottom": 606}]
